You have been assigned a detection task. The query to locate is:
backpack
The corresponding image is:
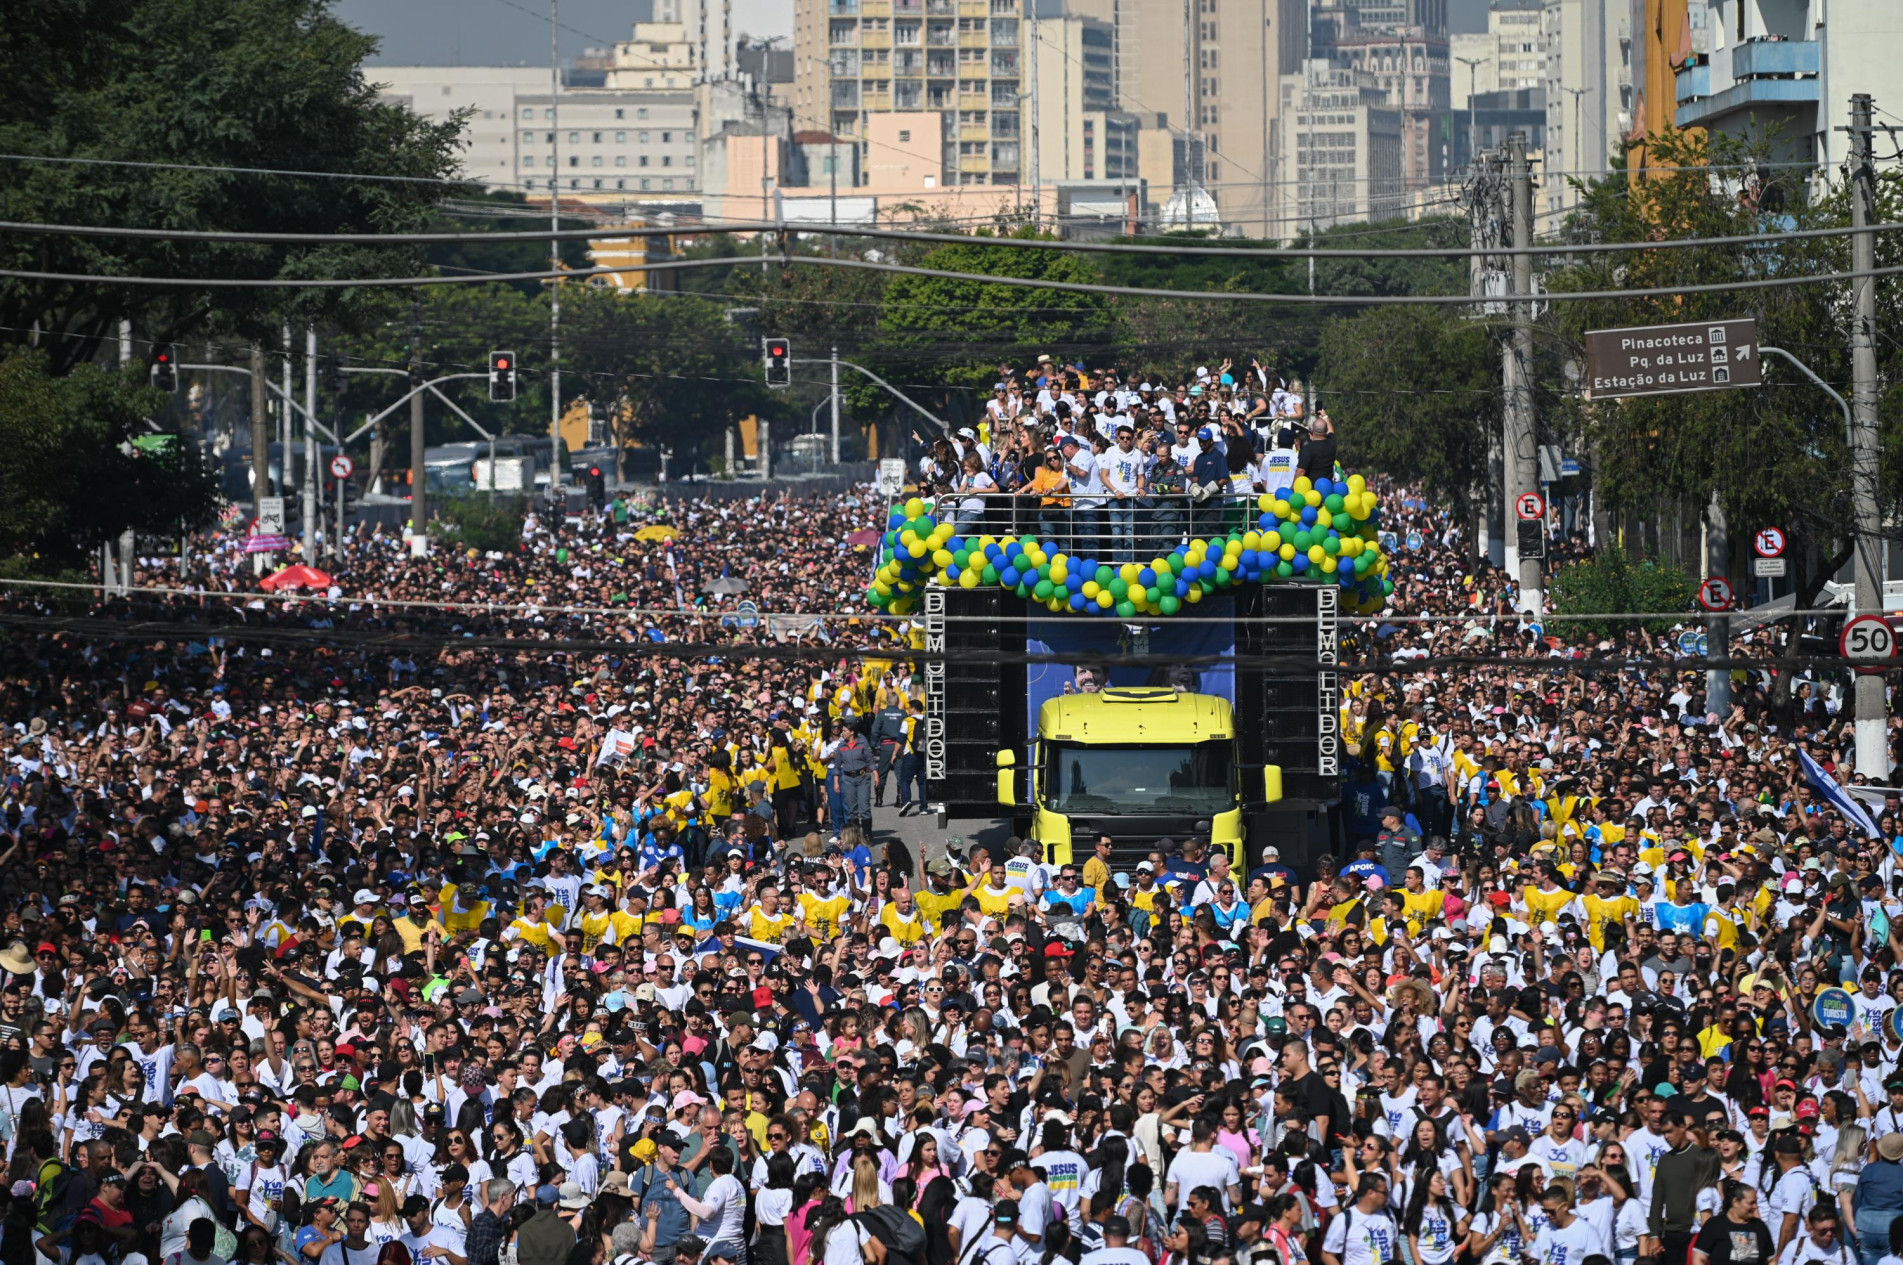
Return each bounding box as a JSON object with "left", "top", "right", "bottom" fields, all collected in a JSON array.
[
  {"left": 855, "top": 1205, "right": 928, "bottom": 1265},
  {"left": 33, "top": 1157, "right": 73, "bottom": 1234}
]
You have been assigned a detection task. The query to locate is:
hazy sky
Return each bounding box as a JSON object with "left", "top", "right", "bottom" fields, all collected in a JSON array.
[
  {"left": 338, "top": 0, "right": 796, "bottom": 65},
  {"left": 336, "top": 0, "right": 1484, "bottom": 68}
]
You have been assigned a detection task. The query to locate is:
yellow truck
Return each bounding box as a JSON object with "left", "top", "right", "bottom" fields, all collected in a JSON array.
[{"left": 996, "top": 686, "right": 1282, "bottom": 867}]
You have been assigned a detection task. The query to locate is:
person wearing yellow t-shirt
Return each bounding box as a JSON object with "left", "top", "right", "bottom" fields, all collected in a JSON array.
[
  {"left": 1580, "top": 872, "right": 1638, "bottom": 952},
  {"left": 879, "top": 888, "right": 927, "bottom": 946},
  {"left": 972, "top": 861, "right": 1022, "bottom": 921},
  {"left": 1397, "top": 870, "right": 1445, "bottom": 936},
  {"left": 746, "top": 886, "right": 796, "bottom": 944},
  {"left": 707, "top": 752, "right": 740, "bottom": 821},
  {"left": 503, "top": 890, "right": 566, "bottom": 955},
  {"left": 1522, "top": 866, "right": 1576, "bottom": 927},
  {"left": 913, "top": 864, "right": 966, "bottom": 933},
  {"left": 393, "top": 893, "right": 446, "bottom": 954},
  {"left": 439, "top": 882, "right": 492, "bottom": 937},
  {"left": 575, "top": 885, "right": 641, "bottom": 953},
  {"left": 1703, "top": 884, "right": 1747, "bottom": 953},
  {"left": 797, "top": 871, "right": 851, "bottom": 940}
]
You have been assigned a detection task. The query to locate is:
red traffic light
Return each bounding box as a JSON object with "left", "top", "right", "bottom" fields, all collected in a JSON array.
[
  {"left": 589, "top": 467, "right": 602, "bottom": 478},
  {"left": 496, "top": 357, "right": 510, "bottom": 370},
  {"left": 767, "top": 341, "right": 787, "bottom": 356},
  {"left": 155, "top": 351, "right": 171, "bottom": 364}
]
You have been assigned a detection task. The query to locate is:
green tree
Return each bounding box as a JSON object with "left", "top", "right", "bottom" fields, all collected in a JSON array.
[
  {"left": 0, "top": 0, "right": 464, "bottom": 370},
  {"left": 1316, "top": 305, "right": 1498, "bottom": 529},
  {"left": 1547, "top": 542, "right": 1697, "bottom": 637},
  {"left": 0, "top": 349, "right": 220, "bottom": 567}
]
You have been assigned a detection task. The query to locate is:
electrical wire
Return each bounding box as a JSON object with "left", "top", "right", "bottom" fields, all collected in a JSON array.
[
  {"left": 5, "top": 211, "right": 1897, "bottom": 259},
  {"left": 8, "top": 250, "right": 1903, "bottom": 306}
]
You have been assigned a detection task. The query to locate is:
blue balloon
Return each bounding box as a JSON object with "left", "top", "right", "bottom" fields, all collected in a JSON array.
[
  {"left": 1315, "top": 477, "right": 1334, "bottom": 495},
  {"left": 1300, "top": 506, "right": 1318, "bottom": 525},
  {"left": 1175, "top": 578, "right": 1190, "bottom": 598},
  {"left": 1198, "top": 561, "right": 1217, "bottom": 580},
  {"left": 1258, "top": 513, "right": 1274, "bottom": 530},
  {"left": 1340, "top": 573, "right": 1357, "bottom": 589},
  {"left": 1291, "top": 554, "right": 1309, "bottom": 572},
  {"left": 1068, "top": 592, "right": 1087, "bottom": 611},
  {"left": 1138, "top": 567, "right": 1155, "bottom": 586},
  {"left": 1001, "top": 567, "right": 1021, "bottom": 586},
  {"left": 1271, "top": 486, "right": 1292, "bottom": 501},
  {"left": 888, "top": 511, "right": 905, "bottom": 527},
  {"left": 948, "top": 536, "right": 967, "bottom": 553},
  {"left": 1238, "top": 550, "right": 1256, "bottom": 569},
  {"left": 944, "top": 564, "right": 960, "bottom": 579},
  {"left": 1066, "top": 573, "right": 1085, "bottom": 592}
]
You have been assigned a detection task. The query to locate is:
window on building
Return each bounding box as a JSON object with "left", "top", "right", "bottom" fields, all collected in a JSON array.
[
  {"left": 615, "top": 108, "right": 625, "bottom": 119},
  {"left": 524, "top": 155, "right": 536, "bottom": 167},
  {"left": 569, "top": 155, "right": 578, "bottom": 167},
  {"left": 523, "top": 107, "right": 534, "bottom": 120},
  {"left": 662, "top": 131, "right": 672, "bottom": 142},
  {"left": 545, "top": 108, "right": 554, "bottom": 119},
  {"left": 568, "top": 131, "right": 579, "bottom": 144},
  {"left": 640, "top": 156, "right": 650, "bottom": 166},
  {"left": 899, "top": 129, "right": 912, "bottom": 142},
  {"left": 663, "top": 178, "right": 675, "bottom": 189},
  {"left": 616, "top": 178, "right": 626, "bottom": 188},
  {"left": 592, "top": 131, "right": 602, "bottom": 142},
  {"left": 615, "top": 155, "right": 626, "bottom": 167},
  {"left": 616, "top": 131, "right": 626, "bottom": 142},
  {"left": 662, "top": 156, "right": 672, "bottom": 166},
  {"left": 592, "top": 155, "right": 603, "bottom": 167},
  {"left": 641, "top": 178, "right": 652, "bottom": 189}
]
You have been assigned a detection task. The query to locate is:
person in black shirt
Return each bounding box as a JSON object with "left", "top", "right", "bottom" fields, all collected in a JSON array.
[
  {"left": 1296, "top": 419, "right": 1338, "bottom": 484},
  {"left": 1691, "top": 1180, "right": 1775, "bottom": 1265}
]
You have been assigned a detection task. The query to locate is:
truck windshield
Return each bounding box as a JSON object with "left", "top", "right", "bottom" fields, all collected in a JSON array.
[{"left": 1043, "top": 742, "right": 1234, "bottom": 815}]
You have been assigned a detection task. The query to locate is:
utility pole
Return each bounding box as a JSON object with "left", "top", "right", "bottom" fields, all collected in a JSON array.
[
  {"left": 1503, "top": 131, "right": 1541, "bottom": 615},
  {"left": 1705, "top": 488, "right": 1730, "bottom": 712},
  {"left": 830, "top": 345, "right": 841, "bottom": 463},
  {"left": 1455, "top": 57, "right": 1482, "bottom": 173},
  {"left": 280, "top": 325, "right": 293, "bottom": 512},
  {"left": 409, "top": 295, "right": 428, "bottom": 545},
  {"left": 250, "top": 342, "right": 271, "bottom": 505},
  {"left": 1031, "top": 1, "right": 1042, "bottom": 225},
  {"left": 303, "top": 327, "right": 319, "bottom": 565},
  {"left": 1849, "top": 92, "right": 1888, "bottom": 776},
  {"left": 550, "top": 0, "right": 564, "bottom": 499}
]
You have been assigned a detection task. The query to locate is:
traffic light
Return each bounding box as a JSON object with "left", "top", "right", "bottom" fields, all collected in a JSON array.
[
  {"left": 1517, "top": 518, "right": 1546, "bottom": 561},
  {"left": 763, "top": 338, "right": 791, "bottom": 389},
  {"left": 149, "top": 347, "right": 177, "bottom": 393},
  {"left": 324, "top": 357, "right": 348, "bottom": 396},
  {"left": 489, "top": 350, "right": 518, "bottom": 402},
  {"left": 586, "top": 465, "right": 606, "bottom": 507}
]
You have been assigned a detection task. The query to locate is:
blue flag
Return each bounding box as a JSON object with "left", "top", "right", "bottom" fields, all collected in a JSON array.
[{"left": 1798, "top": 748, "right": 1882, "bottom": 838}]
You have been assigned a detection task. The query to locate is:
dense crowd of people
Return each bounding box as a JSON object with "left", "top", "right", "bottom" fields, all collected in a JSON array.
[{"left": 1, "top": 355, "right": 1902, "bottom": 1265}]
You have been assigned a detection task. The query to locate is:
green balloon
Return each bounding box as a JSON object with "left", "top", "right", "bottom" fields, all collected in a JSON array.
[
  {"left": 1276, "top": 561, "right": 1294, "bottom": 577},
  {"left": 1144, "top": 586, "right": 1161, "bottom": 605},
  {"left": 981, "top": 565, "right": 999, "bottom": 584},
  {"left": 1323, "top": 536, "right": 1340, "bottom": 556},
  {"left": 1324, "top": 493, "right": 1345, "bottom": 512},
  {"left": 1114, "top": 600, "right": 1136, "bottom": 618},
  {"left": 1214, "top": 568, "right": 1233, "bottom": 587},
  {"left": 1037, "top": 562, "right": 1052, "bottom": 580},
  {"left": 1166, "top": 554, "right": 1185, "bottom": 574},
  {"left": 953, "top": 550, "right": 971, "bottom": 568},
  {"left": 1034, "top": 579, "right": 1054, "bottom": 599},
  {"left": 1293, "top": 531, "right": 1312, "bottom": 551},
  {"left": 869, "top": 590, "right": 889, "bottom": 607},
  {"left": 1205, "top": 537, "right": 1223, "bottom": 554},
  {"left": 1108, "top": 578, "right": 1129, "bottom": 600},
  {"left": 1159, "top": 595, "right": 1181, "bottom": 614},
  {"left": 1095, "top": 565, "right": 1114, "bottom": 586}
]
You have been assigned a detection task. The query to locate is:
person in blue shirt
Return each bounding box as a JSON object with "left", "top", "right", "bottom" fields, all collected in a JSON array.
[
  {"left": 1653, "top": 876, "right": 1711, "bottom": 937},
  {"left": 1344, "top": 763, "right": 1388, "bottom": 844},
  {"left": 1339, "top": 841, "right": 1390, "bottom": 889}
]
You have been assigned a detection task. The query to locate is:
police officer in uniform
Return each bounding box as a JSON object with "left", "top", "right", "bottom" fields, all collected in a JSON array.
[{"left": 834, "top": 720, "right": 875, "bottom": 831}]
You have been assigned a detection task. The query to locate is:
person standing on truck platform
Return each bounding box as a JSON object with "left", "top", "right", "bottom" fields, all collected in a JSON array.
[
  {"left": 834, "top": 721, "right": 875, "bottom": 833},
  {"left": 870, "top": 697, "right": 907, "bottom": 807},
  {"left": 894, "top": 697, "right": 927, "bottom": 818}
]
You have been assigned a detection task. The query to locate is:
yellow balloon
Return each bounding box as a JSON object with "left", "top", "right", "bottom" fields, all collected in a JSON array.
[
  {"left": 1257, "top": 494, "right": 1274, "bottom": 512},
  {"left": 899, "top": 529, "right": 917, "bottom": 546},
  {"left": 1264, "top": 531, "right": 1282, "bottom": 551},
  {"left": 1279, "top": 544, "right": 1296, "bottom": 561},
  {"left": 1051, "top": 552, "right": 1068, "bottom": 568},
  {"left": 1119, "top": 563, "right": 1139, "bottom": 583},
  {"left": 1186, "top": 585, "right": 1204, "bottom": 603},
  {"left": 1082, "top": 581, "right": 1101, "bottom": 600},
  {"left": 1304, "top": 490, "right": 1322, "bottom": 508},
  {"left": 904, "top": 498, "right": 925, "bottom": 519},
  {"left": 1307, "top": 545, "right": 1324, "bottom": 564},
  {"left": 978, "top": 535, "right": 997, "bottom": 551},
  {"left": 1348, "top": 474, "right": 1366, "bottom": 493},
  {"left": 1051, "top": 566, "right": 1068, "bottom": 584},
  {"left": 907, "top": 541, "right": 927, "bottom": 559},
  {"left": 932, "top": 549, "right": 953, "bottom": 568},
  {"left": 1315, "top": 509, "right": 1333, "bottom": 530},
  {"left": 1322, "top": 556, "right": 1338, "bottom": 574},
  {"left": 1243, "top": 531, "right": 1261, "bottom": 550},
  {"left": 1273, "top": 499, "right": 1291, "bottom": 517},
  {"left": 958, "top": 570, "right": 979, "bottom": 589},
  {"left": 1292, "top": 476, "right": 1312, "bottom": 494}
]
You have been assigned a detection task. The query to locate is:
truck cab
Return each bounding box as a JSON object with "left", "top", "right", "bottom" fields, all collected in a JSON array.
[{"left": 996, "top": 686, "right": 1282, "bottom": 867}]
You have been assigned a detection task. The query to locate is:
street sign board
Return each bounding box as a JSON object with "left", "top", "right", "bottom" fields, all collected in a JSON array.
[
  {"left": 1584, "top": 318, "right": 1762, "bottom": 399},
  {"left": 256, "top": 496, "right": 285, "bottom": 536},
  {"left": 1841, "top": 614, "right": 1895, "bottom": 662},
  {"left": 1515, "top": 492, "right": 1545, "bottom": 521},
  {"left": 1697, "top": 576, "right": 1735, "bottom": 611},
  {"left": 329, "top": 454, "right": 354, "bottom": 480},
  {"left": 1754, "top": 527, "right": 1786, "bottom": 557},
  {"left": 1753, "top": 557, "right": 1787, "bottom": 578},
  {"left": 876, "top": 458, "right": 906, "bottom": 496}
]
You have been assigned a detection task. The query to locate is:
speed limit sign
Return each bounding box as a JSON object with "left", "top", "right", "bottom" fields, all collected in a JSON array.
[
  {"left": 1841, "top": 615, "right": 1896, "bottom": 663},
  {"left": 329, "top": 454, "right": 354, "bottom": 479},
  {"left": 1515, "top": 492, "right": 1545, "bottom": 521}
]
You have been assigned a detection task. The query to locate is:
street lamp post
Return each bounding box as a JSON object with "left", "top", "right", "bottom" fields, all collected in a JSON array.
[{"left": 1455, "top": 56, "right": 1484, "bottom": 175}]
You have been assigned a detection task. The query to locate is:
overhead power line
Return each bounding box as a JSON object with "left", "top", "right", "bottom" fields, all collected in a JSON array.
[
  {"left": 5, "top": 252, "right": 1903, "bottom": 306},
  {"left": 1, "top": 213, "right": 1896, "bottom": 260}
]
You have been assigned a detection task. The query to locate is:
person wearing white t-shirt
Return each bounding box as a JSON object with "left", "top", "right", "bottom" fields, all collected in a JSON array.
[
  {"left": 1164, "top": 1120, "right": 1243, "bottom": 1214},
  {"left": 397, "top": 1197, "right": 465, "bottom": 1265},
  {"left": 1529, "top": 1186, "right": 1605, "bottom": 1265},
  {"left": 1101, "top": 427, "right": 1145, "bottom": 564},
  {"left": 1323, "top": 1174, "right": 1399, "bottom": 1265}
]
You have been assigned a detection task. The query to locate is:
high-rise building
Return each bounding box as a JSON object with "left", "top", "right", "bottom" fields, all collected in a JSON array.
[
  {"left": 793, "top": 0, "right": 1029, "bottom": 187},
  {"left": 1333, "top": 26, "right": 1451, "bottom": 192},
  {"left": 1539, "top": 0, "right": 1630, "bottom": 215},
  {"left": 1276, "top": 59, "right": 1406, "bottom": 229}
]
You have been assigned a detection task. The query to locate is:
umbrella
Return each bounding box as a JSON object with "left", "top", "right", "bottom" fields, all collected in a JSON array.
[
  {"left": 845, "top": 529, "right": 882, "bottom": 546},
  {"left": 705, "top": 576, "right": 748, "bottom": 595},
  {"left": 633, "top": 524, "right": 678, "bottom": 541},
  {"left": 260, "top": 565, "right": 334, "bottom": 592}
]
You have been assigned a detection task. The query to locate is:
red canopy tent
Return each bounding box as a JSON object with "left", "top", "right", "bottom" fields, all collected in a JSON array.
[{"left": 259, "top": 564, "right": 334, "bottom": 592}]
